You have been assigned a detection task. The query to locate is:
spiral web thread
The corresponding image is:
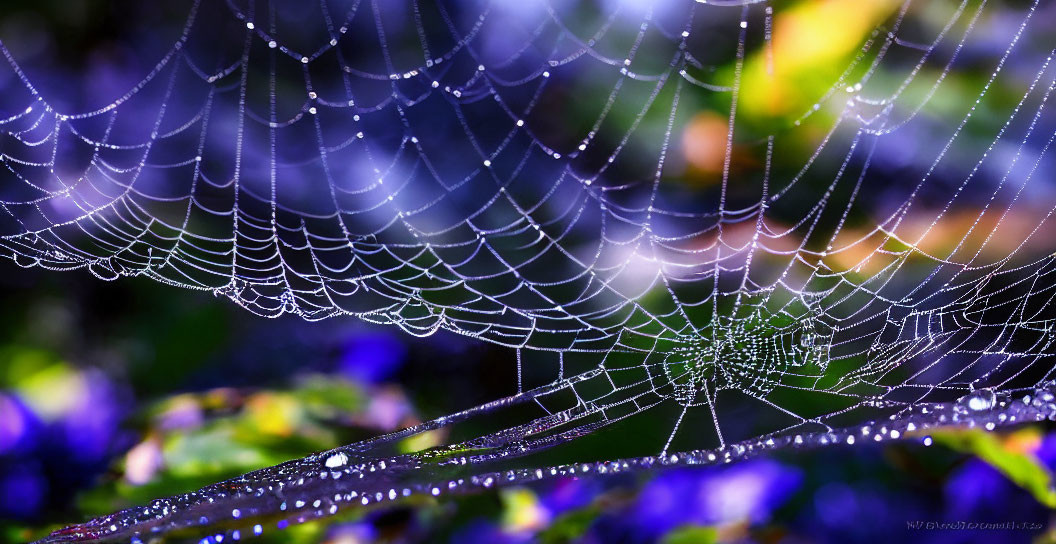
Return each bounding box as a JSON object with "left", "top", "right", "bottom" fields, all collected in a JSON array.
[{"left": 5, "top": 0, "right": 1055, "bottom": 541}]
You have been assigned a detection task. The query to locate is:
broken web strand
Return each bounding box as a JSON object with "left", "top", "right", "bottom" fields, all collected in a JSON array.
[{"left": 0, "top": 0, "right": 1049, "bottom": 540}]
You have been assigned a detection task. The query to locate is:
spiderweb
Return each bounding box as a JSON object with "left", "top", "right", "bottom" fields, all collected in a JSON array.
[{"left": 4, "top": 0, "right": 1054, "bottom": 541}]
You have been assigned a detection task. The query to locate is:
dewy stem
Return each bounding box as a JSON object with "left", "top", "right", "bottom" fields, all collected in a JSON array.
[{"left": 39, "top": 381, "right": 1056, "bottom": 543}]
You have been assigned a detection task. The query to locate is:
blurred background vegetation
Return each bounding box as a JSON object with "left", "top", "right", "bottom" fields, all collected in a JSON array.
[{"left": 1, "top": 0, "right": 1056, "bottom": 542}]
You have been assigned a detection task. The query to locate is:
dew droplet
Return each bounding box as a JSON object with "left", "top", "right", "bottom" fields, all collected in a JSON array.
[
  {"left": 325, "top": 452, "right": 349, "bottom": 468},
  {"left": 961, "top": 388, "right": 996, "bottom": 412}
]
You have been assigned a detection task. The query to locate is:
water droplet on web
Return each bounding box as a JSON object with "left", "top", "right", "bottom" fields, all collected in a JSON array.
[
  {"left": 19, "top": 4, "right": 1056, "bottom": 544},
  {"left": 325, "top": 452, "right": 349, "bottom": 468},
  {"left": 960, "top": 388, "right": 996, "bottom": 412}
]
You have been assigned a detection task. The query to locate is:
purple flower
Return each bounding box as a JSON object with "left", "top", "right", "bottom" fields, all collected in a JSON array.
[
  {"left": 618, "top": 459, "right": 802, "bottom": 541},
  {"left": 338, "top": 330, "right": 407, "bottom": 384},
  {"left": 0, "top": 462, "right": 46, "bottom": 519},
  {"left": 0, "top": 393, "right": 40, "bottom": 455},
  {"left": 943, "top": 459, "right": 1015, "bottom": 517},
  {"left": 449, "top": 519, "right": 528, "bottom": 544},
  {"left": 813, "top": 482, "right": 861, "bottom": 530},
  {"left": 324, "top": 520, "right": 376, "bottom": 542},
  {"left": 537, "top": 477, "right": 602, "bottom": 515},
  {"left": 59, "top": 370, "right": 126, "bottom": 464}
]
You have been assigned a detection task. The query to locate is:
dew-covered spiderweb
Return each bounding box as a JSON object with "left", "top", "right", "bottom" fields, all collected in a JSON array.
[{"left": 6, "top": 0, "right": 1056, "bottom": 541}]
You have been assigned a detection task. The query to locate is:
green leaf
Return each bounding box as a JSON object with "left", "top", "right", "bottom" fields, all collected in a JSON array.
[
  {"left": 661, "top": 525, "right": 719, "bottom": 544},
  {"left": 932, "top": 428, "right": 1056, "bottom": 507},
  {"left": 537, "top": 506, "right": 600, "bottom": 544}
]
